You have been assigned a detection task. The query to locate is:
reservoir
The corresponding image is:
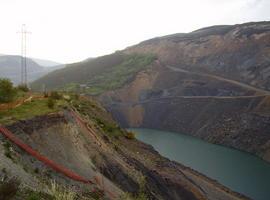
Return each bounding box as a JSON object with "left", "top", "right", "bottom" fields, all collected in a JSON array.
[{"left": 130, "top": 128, "right": 270, "bottom": 200}]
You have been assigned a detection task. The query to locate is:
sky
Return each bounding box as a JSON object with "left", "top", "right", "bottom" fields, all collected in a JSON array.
[{"left": 0, "top": 0, "right": 269, "bottom": 64}]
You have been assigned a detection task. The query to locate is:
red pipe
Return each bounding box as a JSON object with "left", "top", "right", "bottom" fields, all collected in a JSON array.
[
  {"left": 0, "top": 118, "right": 116, "bottom": 199},
  {"left": 0, "top": 126, "right": 93, "bottom": 184}
]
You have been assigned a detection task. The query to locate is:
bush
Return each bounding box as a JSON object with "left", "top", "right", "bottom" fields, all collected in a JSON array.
[
  {"left": 47, "top": 181, "right": 76, "bottom": 200},
  {"left": 4, "top": 151, "right": 12, "bottom": 159},
  {"left": 43, "top": 92, "right": 49, "bottom": 98},
  {"left": 47, "top": 98, "right": 55, "bottom": 109},
  {"left": 34, "top": 168, "right": 39, "bottom": 174},
  {"left": 0, "top": 79, "right": 17, "bottom": 103},
  {"left": 17, "top": 84, "right": 29, "bottom": 92},
  {"left": 3, "top": 141, "right": 12, "bottom": 159},
  {"left": 0, "top": 178, "right": 20, "bottom": 200},
  {"left": 26, "top": 192, "right": 40, "bottom": 200},
  {"left": 125, "top": 131, "right": 135, "bottom": 140},
  {"left": 50, "top": 91, "right": 62, "bottom": 100}
]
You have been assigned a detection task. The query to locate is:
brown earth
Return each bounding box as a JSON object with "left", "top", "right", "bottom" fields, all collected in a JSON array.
[{"left": 100, "top": 22, "right": 270, "bottom": 163}]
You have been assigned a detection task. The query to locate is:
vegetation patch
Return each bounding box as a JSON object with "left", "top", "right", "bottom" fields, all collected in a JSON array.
[
  {"left": 0, "top": 177, "right": 20, "bottom": 200},
  {"left": 125, "top": 131, "right": 136, "bottom": 140},
  {"left": 47, "top": 181, "right": 76, "bottom": 200},
  {"left": 84, "top": 53, "right": 156, "bottom": 95},
  {"left": 3, "top": 141, "right": 13, "bottom": 160},
  {"left": 71, "top": 97, "right": 126, "bottom": 137},
  {"left": 32, "top": 53, "right": 156, "bottom": 95},
  {"left": 0, "top": 79, "right": 17, "bottom": 103},
  {"left": 0, "top": 98, "right": 66, "bottom": 124}
]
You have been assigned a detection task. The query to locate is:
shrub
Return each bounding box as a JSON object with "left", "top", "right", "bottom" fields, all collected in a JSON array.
[
  {"left": 1, "top": 168, "right": 7, "bottom": 174},
  {"left": 4, "top": 151, "right": 12, "bottom": 159},
  {"left": 3, "top": 141, "right": 12, "bottom": 159},
  {"left": 17, "top": 84, "right": 29, "bottom": 92},
  {"left": 43, "top": 92, "right": 49, "bottom": 98},
  {"left": 26, "top": 192, "right": 40, "bottom": 200},
  {"left": 50, "top": 91, "right": 62, "bottom": 100},
  {"left": 0, "top": 177, "right": 20, "bottom": 200},
  {"left": 125, "top": 131, "right": 135, "bottom": 140},
  {"left": 0, "top": 78, "right": 17, "bottom": 103},
  {"left": 47, "top": 181, "right": 76, "bottom": 200},
  {"left": 47, "top": 98, "right": 55, "bottom": 109},
  {"left": 34, "top": 168, "right": 39, "bottom": 174}
]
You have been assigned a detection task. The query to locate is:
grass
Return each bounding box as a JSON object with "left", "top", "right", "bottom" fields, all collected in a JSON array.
[
  {"left": 71, "top": 97, "right": 125, "bottom": 137},
  {"left": 16, "top": 187, "right": 54, "bottom": 200},
  {"left": 0, "top": 98, "right": 67, "bottom": 124},
  {"left": 47, "top": 181, "right": 76, "bottom": 200},
  {"left": 94, "top": 117, "right": 124, "bottom": 137},
  {"left": 3, "top": 141, "right": 13, "bottom": 159}
]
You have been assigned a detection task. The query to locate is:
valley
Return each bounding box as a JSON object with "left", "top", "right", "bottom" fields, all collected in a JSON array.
[
  {"left": 2, "top": 21, "right": 269, "bottom": 199},
  {"left": 0, "top": 93, "right": 249, "bottom": 200},
  {"left": 133, "top": 128, "right": 270, "bottom": 200}
]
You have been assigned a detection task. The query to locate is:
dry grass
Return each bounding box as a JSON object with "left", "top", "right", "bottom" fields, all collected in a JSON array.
[{"left": 47, "top": 181, "right": 76, "bottom": 200}]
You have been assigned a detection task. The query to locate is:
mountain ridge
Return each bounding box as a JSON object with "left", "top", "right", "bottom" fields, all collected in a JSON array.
[
  {"left": 32, "top": 21, "right": 270, "bottom": 162},
  {"left": 0, "top": 55, "right": 65, "bottom": 85}
]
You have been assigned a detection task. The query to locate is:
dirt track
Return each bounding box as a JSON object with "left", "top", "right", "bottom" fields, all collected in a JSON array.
[{"left": 166, "top": 65, "right": 270, "bottom": 95}]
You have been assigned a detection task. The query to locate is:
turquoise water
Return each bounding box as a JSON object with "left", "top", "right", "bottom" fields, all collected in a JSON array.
[{"left": 130, "top": 128, "right": 270, "bottom": 200}]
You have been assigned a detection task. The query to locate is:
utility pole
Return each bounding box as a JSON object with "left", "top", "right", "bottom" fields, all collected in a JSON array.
[{"left": 17, "top": 24, "right": 31, "bottom": 86}]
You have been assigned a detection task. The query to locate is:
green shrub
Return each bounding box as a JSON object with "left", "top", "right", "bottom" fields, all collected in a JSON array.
[
  {"left": 47, "top": 181, "right": 76, "bottom": 200},
  {"left": 4, "top": 151, "right": 12, "bottom": 159},
  {"left": 50, "top": 91, "right": 62, "bottom": 100},
  {"left": 3, "top": 141, "right": 12, "bottom": 159},
  {"left": 34, "top": 168, "right": 39, "bottom": 174},
  {"left": 0, "top": 78, "right": 17, "bottom": 103},
  {"left": 17, "top": 84, "right": 29, "bottom": 92},
  {"left": 26, "top": 192, "right": 40, "bottom": 200},
  {"left": 126, "top": 131, "right": 135, "bottom": 140},
  {"left": 47, "top": 98, "right": 55, "bottom": 109}
]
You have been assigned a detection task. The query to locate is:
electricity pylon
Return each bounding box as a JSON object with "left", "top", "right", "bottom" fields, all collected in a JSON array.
[{"left": 17, "top": 24, "right": 31, "bottom": 86}]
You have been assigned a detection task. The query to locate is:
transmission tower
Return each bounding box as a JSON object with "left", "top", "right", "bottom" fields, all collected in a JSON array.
[{"left": 17, "top": 24, "right": 31, "bottom": 86}]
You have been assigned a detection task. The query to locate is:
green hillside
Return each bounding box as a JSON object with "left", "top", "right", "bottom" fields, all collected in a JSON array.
[{"left": 31, "top": 52, "right": 156, "bottom": 95}]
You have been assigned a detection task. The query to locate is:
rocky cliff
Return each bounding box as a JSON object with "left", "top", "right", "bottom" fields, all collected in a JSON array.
[{"left": 100, "top": 22, "right": 270, "bottom": 162}]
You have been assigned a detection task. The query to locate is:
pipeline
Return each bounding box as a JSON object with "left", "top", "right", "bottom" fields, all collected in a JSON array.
[
  {"left": 70, "top": 108, "right": 103, "bottom": 147},
  {"left": 0, "top": 125, "right": 93, "bottom": 184},
  {"left": 0, "top": 122, "right": 116, "bottom": 199}
]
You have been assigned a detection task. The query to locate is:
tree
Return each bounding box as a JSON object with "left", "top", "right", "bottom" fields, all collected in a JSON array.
[
  {"left": 50, "top": 91, "right": 62, "bottom": 100},
  {"left": 47, "top": 98, "right": 55, "bottom": 109},
  {"left": 0, "top": 79, "right": 16, "bottom": 103},
  {"left": 17, "top": 84, "right": 29, "bottom": 92}
]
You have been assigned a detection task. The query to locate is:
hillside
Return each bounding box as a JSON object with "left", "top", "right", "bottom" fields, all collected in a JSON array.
[
  {"left": 0, "top": 55, "right": 64, "bottom": 85},
  {"left": 31, "top": 57, "right": 62, "bottom": 67},
  {"left": 32, "top": 21, "right": 270, "bottom": 162},
  {"left": 0, "top": 93, "right": 248, "bottom": 200},
  {"left": 32, "top": 53, "right": 156, "bottom": 95}
]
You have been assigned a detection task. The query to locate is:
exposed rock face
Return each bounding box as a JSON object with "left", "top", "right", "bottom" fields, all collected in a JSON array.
[
  {"left": 101, "top": 22, "right": 270, "bottom": 162},
  {"left": 125, "top": 22, "right": 270, "bottom": 91},
  {"left": 4, "top": 112, "right": 249, "bottom": 200}
]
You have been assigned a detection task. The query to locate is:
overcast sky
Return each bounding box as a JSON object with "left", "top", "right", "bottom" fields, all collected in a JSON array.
[{"left": 0, "top": 0, "right": 269, "bottom": 64}]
